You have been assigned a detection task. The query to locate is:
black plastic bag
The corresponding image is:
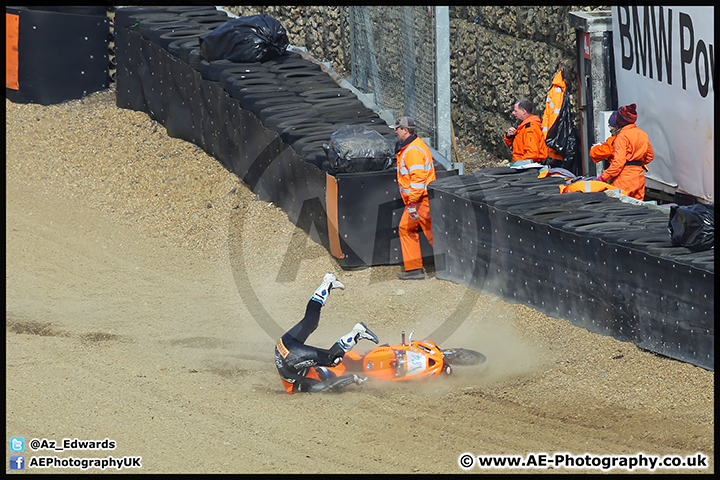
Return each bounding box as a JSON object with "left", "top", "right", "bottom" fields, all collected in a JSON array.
[
  {"left": 323, "top": 125, "right": 394, "bottom": 174},
  {"left": 199, "top": 14, "right": 289, "bottom": 63},
  {"left": 669, "top": 203, "right": 714, "bottom": 251},
  {"left": 545, "top": 93, "right": 581, "bottom": 176}
]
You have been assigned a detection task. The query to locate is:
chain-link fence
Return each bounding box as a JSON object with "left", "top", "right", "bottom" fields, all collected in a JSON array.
[{"left": 348, "top": 6, "right": 442, "bottom": 149}]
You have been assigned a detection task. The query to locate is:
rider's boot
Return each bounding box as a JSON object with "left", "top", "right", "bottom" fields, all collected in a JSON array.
[
  {"left": 311, "top": 273, "right": 345, "bottom": 306},
  {"left": 307, "top": 374, "right": 367, "bottom": 393},
  {"left": 337, "top": 322, "right": 379, "bottom": 352}
]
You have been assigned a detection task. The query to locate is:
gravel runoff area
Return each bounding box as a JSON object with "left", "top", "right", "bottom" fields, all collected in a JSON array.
[{"left": 6, "top": 86, "right": 713, "bottom": 474}]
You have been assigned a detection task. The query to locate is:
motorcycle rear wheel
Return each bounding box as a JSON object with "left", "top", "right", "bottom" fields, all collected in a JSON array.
[{"left": 441, "top": 348, "right": 486, "bottom": 366}]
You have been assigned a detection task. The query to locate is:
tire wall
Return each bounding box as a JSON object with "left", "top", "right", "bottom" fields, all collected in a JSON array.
[
  {"left": 5, "top": 6, "right": 110, "bottom": 105},
  {"left": 226, "top": 5, "right": 607, "bottom": 161},
  {"left": 115, "top": 24, "right": 329, "bottom": 251},
  {"left": 114, "top": 9, "right": 457, "bottom": 270},
  {"left": 430, "top": 169, "right": 714, "bottom": 371}
]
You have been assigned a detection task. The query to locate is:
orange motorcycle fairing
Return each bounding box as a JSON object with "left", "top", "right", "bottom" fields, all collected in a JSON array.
[
  {"left": 302, "top": 339, "right": 450, "bottom": 385},
  {"left": 384, "top": 341, "right": 446, "bottom": 381},
  {"left": 362, "top": 345, "right": 400, "bottom": 380}
]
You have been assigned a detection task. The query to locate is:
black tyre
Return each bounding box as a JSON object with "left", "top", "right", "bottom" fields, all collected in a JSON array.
[
  {"left": 259, "top": 51, "right": 303, "bottom": 67},
  {"left": 176, "top": 39, "right": 202, "bottom": 63},
  {"left": 274, "top": 117, "right": 334, "bottom": 135},
  {"left": 547, "top": 211, "right": 601, "bottom": 228},
  {"left": 180, "top": 10, "right": 228, "bottom": 21},
  {"left": 251, "top": 99, "right": 300, "bottom": 117},
  {"left": 349, "top": 116, "right": 388, "bottom": 127},
  {"left": 303, "top": 151, "right": 327, "bottom": 169},
  {"left": 187, "top": 48, "right": 203, "bottom": 70},
  {"left": 441, "top": 348, "right": 487, "bottom": 366},
  {"left": 157, "top": 29, "right": 208, "bottom": 50},
  {"left": 575, "top": 198, "right": 625, "bottom": 212},
  {"left": 218, "top": 64, "right": 270, "bottom": 78},
  {"left": 254, "top": 99, "right": 310, "bottom": 118},
  {"left": 324, "top": 108, "right": 383, "bottom": 124},
  {"left": 115, "top": 7, "right": 171, "bottom": 28},
  {"left": 291, "top": 132, "right": 332, "bottom": 149},
  {"left": 631, "top": 233, "right": 673, "bottom": 245},
  {"left": 299, "top": 87, "right": 355, "bottom": 102},
  {"left": 199, "top": 59, "right": 236, "bottom": 82},
  {"left": 228, "top": 79, "right": 281, "bottom": 98},
  {"left": 300, "top": 143, "right": 329, "bottom": 161},
  {"left": 291, "top": 133, "right": 332, "bottom": 156},
  {"left": 561, "top": 216, "right": 617, "bottom": 233},
  {"left": 264, "top": 109, "right": 321, "bottom": 130},
  {"left": 268, "top": 59, "right": 322, "bottom": 74},
  {"left": 279, "top": 121, "right": 333, "bottom": 141},
  {"left": 628, "top": 234, "right": 676, "bottom": 254},
  {"left": 312, "top": 97, "right": 367, "bottom": 114},
  {"left": 138, "top": 14, "right": 193, "bottom": 27},
  {"left": 139, "top": 22, "right": 194, "bottom": 42},
  {"left": 141, "top": 19, "right": 194, "bottom": 32},
  {"left": 238, "top": 88, "right": 296, "bottom": 111},
  {"left": 574, "top": 221, "right": 645, "bottom": 237},
  {"left": 284, "top": 125, "right": 337, "bottom": 145},
  {"left": 493, "top": 194, "right": 549, "bottom": 213},
  {"left": 221, "top": 72, "right": 276, "bottom": 91},
  {"left": 193, "top": 19, "right": 228, "bottom": 31},
  {"left": 165, "top": 6, "right": 218, "bottom": 14},
  {"left": 520, "top": 206, "right": 577, "bottom": 222},
  {"left": 468, "top": 186, "right": 527, "bottom": 205},
  {"left": 285, "top": 78, "right": 340, "bottom": 92},
  {"left": 635, "top": 216, "right": 670, "bottom": 229},
  {"left": 277, "top": 70, "right": 333, "bottom": 84},
  {"left": 688, "top": 251, "right": 715, "bottom": 272},
  {"left": 169, "top": 37, "right": 200, "bottom": 58}
]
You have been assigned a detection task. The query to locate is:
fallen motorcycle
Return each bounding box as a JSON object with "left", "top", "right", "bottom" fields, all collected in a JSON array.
[{"left": 307, "top": 330, "right": 487, "bottom": 387}]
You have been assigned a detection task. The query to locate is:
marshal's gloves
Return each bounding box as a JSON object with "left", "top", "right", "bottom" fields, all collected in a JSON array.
[{"left": 407, "top": 202, "right": 419, "bottom": 220}]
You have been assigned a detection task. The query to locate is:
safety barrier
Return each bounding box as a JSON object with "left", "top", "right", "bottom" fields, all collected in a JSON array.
[
  {"left": 114, "top": 7, "right": 712, "bottom": 370},
  {"left": 5, "top": 6, "right": 110, "bottom": 105},
  {"left": 114, "top": 7, "right": 456, "bottom": 269},
  {"left": 430, "top": 168, "right": 713, "bottom": 370}
]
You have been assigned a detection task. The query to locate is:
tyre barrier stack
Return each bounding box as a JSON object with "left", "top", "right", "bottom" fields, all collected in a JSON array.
[
  {"left": 430, "top": 168, "right": 713, "bottom": 370},
  {"left": 113, "top": 6, "right": 457, "bottom": 269}
]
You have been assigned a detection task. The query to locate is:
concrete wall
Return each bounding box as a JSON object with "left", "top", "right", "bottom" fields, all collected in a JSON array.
[{"left": 225, "top": 5, "right": 608, "bottom": 161}]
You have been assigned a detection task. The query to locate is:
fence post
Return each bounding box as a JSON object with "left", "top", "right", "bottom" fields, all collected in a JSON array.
[{"left": 434, "top": 6, "right": 452, "bottom": 160}]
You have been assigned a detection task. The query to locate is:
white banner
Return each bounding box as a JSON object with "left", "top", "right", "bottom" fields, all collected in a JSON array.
[{"left": 612, "top": 6, "right": 714, "bottom": 202}]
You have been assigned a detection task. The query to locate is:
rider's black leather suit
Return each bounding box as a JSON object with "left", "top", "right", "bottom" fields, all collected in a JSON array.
[{"left": 275, "top": 299, "right": 355, "bottom": 393}]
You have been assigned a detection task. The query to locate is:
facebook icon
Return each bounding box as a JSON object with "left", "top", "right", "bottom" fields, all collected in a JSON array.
[{"left": 10, "top": 455, "right": 25, "bottom": 470}]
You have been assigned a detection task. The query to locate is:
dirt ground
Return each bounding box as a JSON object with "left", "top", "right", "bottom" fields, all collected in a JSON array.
[{"left": 5, "top": 89, "right": 713, "bottom": 474}]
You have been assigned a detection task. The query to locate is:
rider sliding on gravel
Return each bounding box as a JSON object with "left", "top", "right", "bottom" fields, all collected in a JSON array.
[{"left": 274, "top": 273, "right": 379, "bottom": 393}]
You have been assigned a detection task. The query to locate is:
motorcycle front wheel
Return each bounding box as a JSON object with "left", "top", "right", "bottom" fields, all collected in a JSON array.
[{"left": 441, "top": 348, "right": 487, "bottom": 366}]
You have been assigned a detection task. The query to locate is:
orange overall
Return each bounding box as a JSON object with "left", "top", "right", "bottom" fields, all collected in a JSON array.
[
  {"left": 589, "top": 135, "right": 617, "bottom": 164},
  {"left": 504, "top": 114, "right": 548, "bottom": 164},
  {"left": 602, "top": 124, "right": 654, "bottom": 200},
  {"left": 541, "top": 69, "right": 566, "bottom": 162},
  {"left": 396, "top": 135, "right": 436, "bottom": 271}
]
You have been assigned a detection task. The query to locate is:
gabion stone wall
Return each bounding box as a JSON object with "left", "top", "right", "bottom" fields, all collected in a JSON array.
[{"left": 226, "top": 6, "right": 607, "bottom": 160}]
